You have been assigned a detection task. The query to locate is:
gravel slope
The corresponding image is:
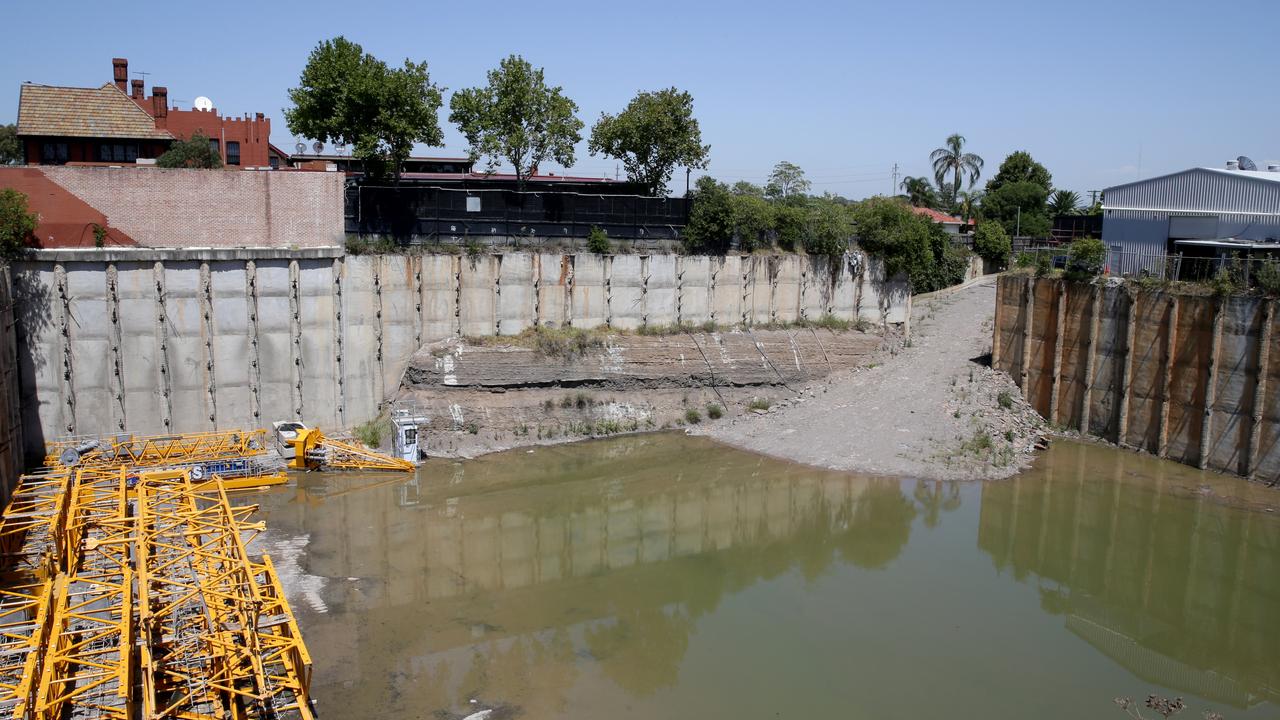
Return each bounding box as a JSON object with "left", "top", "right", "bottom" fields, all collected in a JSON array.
[{"left": 701, "top": 278, "right": 1047, "bottom": 480}]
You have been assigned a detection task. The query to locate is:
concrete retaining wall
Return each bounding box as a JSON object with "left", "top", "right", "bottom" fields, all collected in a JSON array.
[
  {"left": 10, "top": 249, "right": 908, "bottom": 462},
  {"left": 0, "top": 266, "right": 22, "bottom": 500},
  {"left": 994, "top": 273, "right": 1279, "bottom": 481}
]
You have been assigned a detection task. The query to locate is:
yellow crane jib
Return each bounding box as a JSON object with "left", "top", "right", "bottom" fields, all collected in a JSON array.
[
  {"left": 284, "top": 428, "right": 414, "bottom": 473},
  {"left": 45, "top": 429, "right": 270, "bottom": 469}
]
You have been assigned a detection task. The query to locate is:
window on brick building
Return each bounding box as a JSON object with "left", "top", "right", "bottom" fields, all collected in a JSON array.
[
  {"left": 209, "top": 138, "right": 220, "bottom": 155},
  {"left": 97, "top": 143, "right": 139, "bottom": 163},
  {"left": 226, "top": 141, "right": 240, "bottom": 166},
  {"left": 41, "top": 142, "right": 68, "bottom": 165}
]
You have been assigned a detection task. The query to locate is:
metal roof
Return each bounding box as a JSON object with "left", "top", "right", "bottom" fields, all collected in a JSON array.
[
  {"left": 1172, "top": 238, "right": 1280, "bottom": 249},
  {"left": 1103, "top": 167, "right": 1280, "bottom": 216}
]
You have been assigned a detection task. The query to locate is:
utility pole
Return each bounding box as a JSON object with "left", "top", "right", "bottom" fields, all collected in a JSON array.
[
  {"left": 891, "top": 163, "right": 899, "bottom": 196},
  {"left": 686, "top": 167, "right": 691, "bottom": 196},
  {"left": 1016, "top": 206, "right": 1022, "bottom": 237}
]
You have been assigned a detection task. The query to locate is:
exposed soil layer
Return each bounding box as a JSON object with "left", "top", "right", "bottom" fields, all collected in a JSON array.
[{"left": 396, "top": 328, "right": 890, "bottom": 459}]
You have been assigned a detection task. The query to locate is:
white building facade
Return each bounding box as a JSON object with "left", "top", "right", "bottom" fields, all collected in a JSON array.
[{"left": 1103, "top": 166, "right": 1280, "bottom": 274}]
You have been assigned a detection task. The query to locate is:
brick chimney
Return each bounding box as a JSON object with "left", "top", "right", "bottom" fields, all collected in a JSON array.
[
  {"left": 131, "top": 79, "right": 143, "bottom": 100},
  {"left": 112, "top": 58, "right": 128, "bottom": 92},
  {"left": 152, "top": 86, "right": 168, "bottom": 118}
]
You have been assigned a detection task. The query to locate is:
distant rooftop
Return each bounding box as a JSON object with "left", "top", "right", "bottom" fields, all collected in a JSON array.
[
  {"left": 912, "top": 206, "right": 967, "bottom": 224},
  {"left": 288, "top": 153, "right": 472, "bottom": 164},
  {"left": 17, "top": 83, "right": 173, "bottom": 140}
]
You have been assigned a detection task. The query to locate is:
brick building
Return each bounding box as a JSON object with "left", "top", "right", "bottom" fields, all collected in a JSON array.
[{"left": 16, "top": 58, "right": 272, "bottom": 168}]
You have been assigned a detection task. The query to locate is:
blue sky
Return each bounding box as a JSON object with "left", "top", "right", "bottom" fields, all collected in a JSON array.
[{"left": 4, "top": 0, "right": 1277, "bottom": 197}]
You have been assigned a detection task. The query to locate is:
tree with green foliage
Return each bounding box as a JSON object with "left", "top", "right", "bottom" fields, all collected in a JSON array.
[
  {"left": 156, "top": 132, "right": 223, "bottom": 169},
  {"left": 899, "top": 176, "right": 939, "bottom": 209},
  {"left": 449, "top": 55, "right": 583, "bottom": 187},
  {"left": 956, "top": 189, "right": 982, "bottom": 223},
  {"left": 769, "top": 203, "right": 804, "bottom": 251},
  {"left": 729, "top": 192, "right": 775, "bottom": 251},
  {"left": 985, "top": 150, "right": 1052, "bottom": 194},
  {"left": 731, "top": 180, "right": 765, "bottom": 197},
  {"left": 0, "top": 189, "right": 38, "bottom": 259},
  {"left": 0, "top": 124, "right": 20, "bottom": 165},
  {"left": 588, "top": 87, "right": 709, "bottom": 196},
  {"left": 982, "top": 180, "right": 1051, "bottom": 237},
  {"left": 1066, "top": 237, "right": 1107, "bottom": 280},
  {"left": 930, "top": 133, "right": 984, "bottom": 199},
  {"left": 765, "top": 161, "right": 810, "bottom": 202},
  {"left": 973, "top": 220, "right": 1011, "bottom": 268},
  {"left": 684, "top": 176, "right": 735, "bottom": 253},
  {"left": 852, "top": 197, "right": 967, "bottom": 292},
  {"left": 805, "top": 198, "right": 852, "bottom": 256},
  {"left": 286, "top": 37, "right": 444, "bottom": 181},
  {"left": 1047, "top": 189, "right": 1081, "bottom": 217}
]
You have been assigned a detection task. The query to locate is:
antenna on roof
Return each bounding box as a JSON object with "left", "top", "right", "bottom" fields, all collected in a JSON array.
[
  {"left": 1237, "top": 156, "right": 1258, "bottom": 171},
  {"left": 334, "top": 142, "right": 346, "bottom": 157}
]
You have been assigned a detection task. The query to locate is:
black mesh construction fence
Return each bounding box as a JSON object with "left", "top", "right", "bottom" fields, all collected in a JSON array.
[{"left": 347, "top": 184, "right": 690, "bottom": 243}]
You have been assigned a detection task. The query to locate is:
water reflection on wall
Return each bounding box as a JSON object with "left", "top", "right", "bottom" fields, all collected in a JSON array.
[
  {"left": 977, "top": 443, "right": 1280, "bottom": 708},
  {"left": 257, "top": 435, "right": 917, "bottom": 717}
]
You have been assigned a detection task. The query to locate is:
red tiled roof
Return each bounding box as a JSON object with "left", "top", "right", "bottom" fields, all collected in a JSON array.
[{"left": 912, "top": 206, "right": 968, "bottom": 225}]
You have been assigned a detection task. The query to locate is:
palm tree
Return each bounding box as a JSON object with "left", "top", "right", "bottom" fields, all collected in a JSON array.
[
  {"left": 956, "top": 189, "right": 982, "bottom": 224},
  {"left": 1048, "top": 189, "right": 1081, "bottom": 217},
  {"left": 930, "top": 134, "right": 984, "bottom": 200},
  {"left": 899, "top": 176, "right": 939, "bottom": 208}
]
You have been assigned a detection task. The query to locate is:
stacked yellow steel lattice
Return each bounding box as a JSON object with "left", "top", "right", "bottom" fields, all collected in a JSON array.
[{"left": 0, "top": 430, "right": 315, "bottom": 720}]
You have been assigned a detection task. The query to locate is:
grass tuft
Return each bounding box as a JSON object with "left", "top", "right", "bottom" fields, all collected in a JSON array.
[{"left": 353, "top": 413, "right": 393, "bottom": 448}]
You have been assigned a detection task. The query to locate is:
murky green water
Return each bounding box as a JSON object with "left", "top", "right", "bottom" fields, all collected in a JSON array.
[{"left": 249, "top": 435, "right": 1280, "bottom": 720}]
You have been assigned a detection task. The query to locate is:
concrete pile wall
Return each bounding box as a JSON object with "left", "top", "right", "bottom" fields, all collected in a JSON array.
[
  {"left": 994, "top": 273, "right": 1279, "bottom": 480},
  {"left": 10, "top": 249, "right": 909, "bottom": 462},
  {"left": 0, "top": 267, "right": 22, "bottom": 499},
  {"left": 3, "top": 166, "right": 345, "bottom": 248}
]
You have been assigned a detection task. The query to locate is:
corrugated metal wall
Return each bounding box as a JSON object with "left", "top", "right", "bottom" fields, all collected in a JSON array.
[
  {"left": 1106, "top": 168, "right": 1280, "bottom": 216},
  {"left": 1102, "top": 168, "right": 1280, "bottom": 263}
]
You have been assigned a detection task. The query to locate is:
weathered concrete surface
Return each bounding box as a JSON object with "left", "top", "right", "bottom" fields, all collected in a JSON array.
[
  {"left": 9, "top": 249, "right": 908, "bottom": 460},
  {"left": 994, "top": 273, "right": 1280, "bottom": 482},
  {"left": 0, "top": 267, "right": 22, "bottom": 500}
]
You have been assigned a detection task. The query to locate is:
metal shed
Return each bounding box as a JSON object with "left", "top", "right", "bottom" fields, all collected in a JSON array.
[{"left": 1102, "top": 166, "right": 1280, "bottom": 274}]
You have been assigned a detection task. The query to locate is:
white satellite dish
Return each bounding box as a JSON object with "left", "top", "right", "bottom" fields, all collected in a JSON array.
[
  {"left": 294, "top": 142, "right": 306, "bottom": 155},
  {"left": 193, "top": 96, "right": 214, "bottom": 111},
  {"left": 312, "top": 141, "right": 325, "bottom": 154}
]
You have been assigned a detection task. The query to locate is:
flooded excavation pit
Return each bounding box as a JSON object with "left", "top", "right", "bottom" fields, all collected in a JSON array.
[{"left": 250, "top": 435, "right": 1280, "bottom": 720}]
